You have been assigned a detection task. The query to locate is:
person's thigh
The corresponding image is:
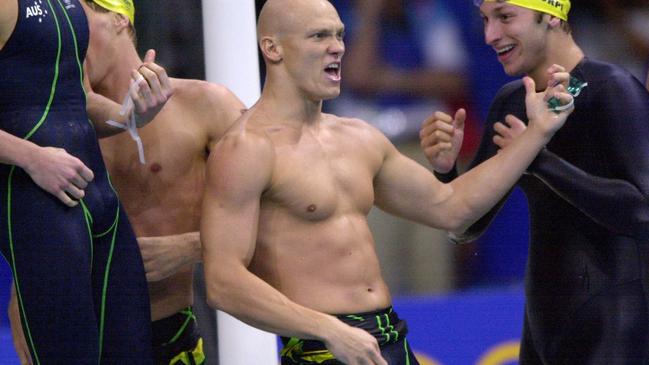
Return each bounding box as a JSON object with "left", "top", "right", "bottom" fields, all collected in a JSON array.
[
  {"left": 1, "top": 171, "right": 99, "bottom": 363},
  {"left": 92, "top": 206, "right": 152, "bottom": 364}
]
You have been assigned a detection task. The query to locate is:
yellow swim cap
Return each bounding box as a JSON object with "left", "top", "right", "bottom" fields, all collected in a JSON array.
[
  {"left": 91, "top": 0, "right": 135, "bottom": 24},
  {"left": 478, "top": 0, "right": 571, "bottom": 21}
]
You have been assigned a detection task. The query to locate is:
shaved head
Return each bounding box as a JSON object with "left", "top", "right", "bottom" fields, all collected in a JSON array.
[
  {"left": 258, "top": 0, "right": 336, "bottom": 40},
  {"left": 256, "top": 0, "right": 344, "bottom": 101}
]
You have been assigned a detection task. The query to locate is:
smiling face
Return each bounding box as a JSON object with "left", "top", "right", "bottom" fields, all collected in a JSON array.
[
  {"left": 480, "top": 2, "right": 549, "bottom": 77},
  {"left": 264, "top": 0, "right": 345, "bottom": 101}
]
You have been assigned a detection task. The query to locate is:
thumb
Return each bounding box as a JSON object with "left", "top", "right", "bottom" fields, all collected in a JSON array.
[
  {"left": 143, "top": 49, "right": 156, "bottom": 64},
  {"left": 454, "top": 108, "right": 466, "bottom": 130},
  {"left": 523, "top": 76, "right": 536, "bottom": 98}
]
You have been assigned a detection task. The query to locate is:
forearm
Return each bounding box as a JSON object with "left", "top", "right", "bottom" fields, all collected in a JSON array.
[
  {"left": 0, "top": 129, "right": 41, "bottom": 169},
  {"left": 447, "top": 126, "right": 550, "bottom": 233},
  {"left": 432, "top": 157, "right": 511, "bottom": 243},
  {"left": 150, "top": 231, "right": 201, "bottom": 264},
  {"left": 206, "top": 264, "right": 340, "bottom": 342},
  {"left": 138, "top": 231, "right": 203, "bottom": 282},
  {"left": 179, "top": 231, "right": 201, "bottom": 263},
  {"left": 86, "top": 91, "right": 131, "bottom": 138},
  {"left": 531, "top": 149, "right": 649, "bottom": 239}
]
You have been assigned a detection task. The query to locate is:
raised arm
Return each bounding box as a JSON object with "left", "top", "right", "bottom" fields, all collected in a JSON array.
[
  {"left": 529, "top": 76, "right": 649, "bottom": 239},
  {"left": 376, "top": 77, "right": 572, "bottom": 234},
  {"left": 201, "top": 130, "right": 386, "bottom": 365},
  {"left": 85, "top": 50, "right": 173, "bottom": 138}
]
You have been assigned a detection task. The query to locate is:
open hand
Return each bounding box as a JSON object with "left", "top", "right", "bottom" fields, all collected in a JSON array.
[{"left": 523, "top": 76, "right": 574, "bottom": 137}]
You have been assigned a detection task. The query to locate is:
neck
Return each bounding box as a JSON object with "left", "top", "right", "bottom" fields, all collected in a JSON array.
[
  {"left": 92, "top": 42, "right": 142, "bottom": 103},
  {"left": 258, "top": 73, "right": 324, "bottom": 128},
  {"left": 528, "top": 32, "right": 584, "bottom": 87}
]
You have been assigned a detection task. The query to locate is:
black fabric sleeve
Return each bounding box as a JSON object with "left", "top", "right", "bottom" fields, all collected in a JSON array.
[{"left": 529, "top": 73, "right": 649, "bottom": 240}]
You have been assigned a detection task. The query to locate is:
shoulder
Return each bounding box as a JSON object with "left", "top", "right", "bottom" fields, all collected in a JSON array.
[
  {"left": 578, "top": 59, "right": 644, "bottom": 92},
  {"left": 171, "top": 78, "right": 245, "bottom": 111},
  {"left": 577, "top": 58, "right": 649, "bottom": 106},
  {"left": 212, "top": 113, "right": 276, "bottom": 168},
  {"left": 170, "top": 78, "right": 246, "bottom": 139},
  {"left": 207, "top": 118, "right": 275, "bottom": 190}
]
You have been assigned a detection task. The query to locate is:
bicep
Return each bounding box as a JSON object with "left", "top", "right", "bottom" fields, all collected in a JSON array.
[
  {"left": 201, "top": 135, "right": 273, "bottom": 269},
  {"left": 374, "top": 144, "right": 452, "bottom": 228}
]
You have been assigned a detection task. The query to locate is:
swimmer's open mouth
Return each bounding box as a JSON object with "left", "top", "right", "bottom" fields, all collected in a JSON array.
[{"left": 325, "top": 62, "right": 341, "bottom": 80}]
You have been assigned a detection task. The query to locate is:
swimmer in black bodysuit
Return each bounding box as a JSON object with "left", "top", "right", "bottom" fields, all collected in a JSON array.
[
  {"left": 420, "top": 0, "right": 649, "bottom": 363},
  {"left": 0, "top": 0, "right": 170, "bottom": 362}
]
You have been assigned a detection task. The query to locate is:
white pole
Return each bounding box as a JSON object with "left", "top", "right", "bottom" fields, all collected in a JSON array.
[
  {"left": 201, "top": 1, "right": 277, "bottom": 364},
  {"left": 202, "top": 0, "right": 261, "bottom": 107}
]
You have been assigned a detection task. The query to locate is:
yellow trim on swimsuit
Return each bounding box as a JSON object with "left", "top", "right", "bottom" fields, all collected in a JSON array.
[{"left": 169, "top": 338, "right": 205, "bottom": 365}]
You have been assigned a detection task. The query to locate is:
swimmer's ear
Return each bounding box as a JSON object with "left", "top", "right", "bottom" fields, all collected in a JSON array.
[
  {"left": 547, "top": 16, "right": 561, "bottom": 29},
  {"left": 260, "top": 36, "right": 282, "bottom": 63},
  {"left": 113, "top": 13, "right": 130, "bottom": 33}
]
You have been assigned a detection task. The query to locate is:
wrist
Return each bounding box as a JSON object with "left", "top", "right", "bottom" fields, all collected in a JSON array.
[
  {"left": 16, "top": 142, "right": 42, "bottom": 173},
  {"left": 314, "top": 314, "right": 342, "bottom": 343},
  {"left": 525, "top": 122, "right": 553, "bottom": 146},
  {"left": 188, "top": 231, "right": 202, "bottom": 263}
]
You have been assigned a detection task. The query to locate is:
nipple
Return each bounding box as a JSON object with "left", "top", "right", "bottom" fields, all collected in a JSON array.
[
  {"left": 150, "top": 163, "right": 162, "bottom": 173},
  {"left": 307, "top": 204, "right": 317, "bottom": 213}
]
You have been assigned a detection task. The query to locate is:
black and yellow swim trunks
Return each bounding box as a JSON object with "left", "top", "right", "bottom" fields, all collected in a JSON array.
[
  {"left": 281, "top": 307, "right": 420, "bottom": 365},
  {"left": 152, "top": 307, "right": 205, "bottom": 365}
]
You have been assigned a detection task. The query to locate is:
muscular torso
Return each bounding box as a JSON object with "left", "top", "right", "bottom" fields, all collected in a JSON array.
[
  {"left": 248, "top": 114, "right": 392, "bottom": 315},
  {"left": 99, "top": 79, "right": 224, "bottom": 320}
]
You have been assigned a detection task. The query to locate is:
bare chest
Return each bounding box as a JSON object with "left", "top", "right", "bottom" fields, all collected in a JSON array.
[
  {"left": 99, "top": 122, "right": 208, "bottom": 196},
  {"left": 265, "top": 134, "right": 380, "bottom": 221}
]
